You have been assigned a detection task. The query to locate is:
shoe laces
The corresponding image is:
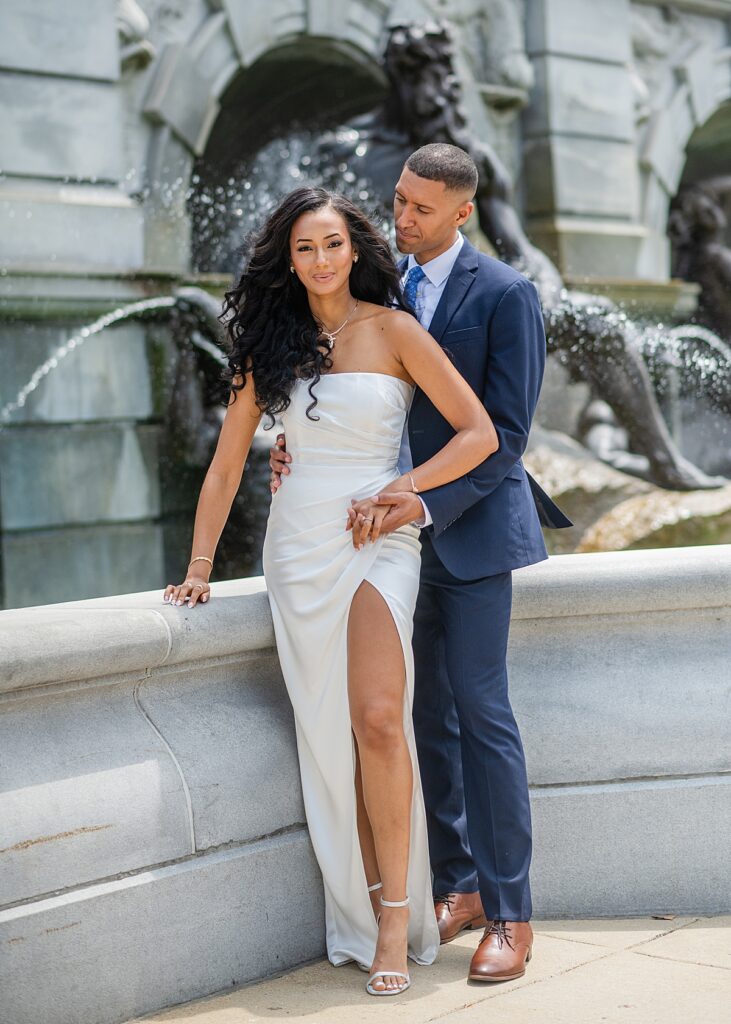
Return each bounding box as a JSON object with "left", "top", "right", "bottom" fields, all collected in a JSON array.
[
  {"left": 482, "top": 919, "right": 515, "bottom": 951},
  {"left": 434, "top": 893, "right": 455, "bottom": 910}
]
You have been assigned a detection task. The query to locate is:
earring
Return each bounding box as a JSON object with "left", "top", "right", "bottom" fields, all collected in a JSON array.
[
  {"left": 353, "top": 252, "right": 359, "bottom": 263},
  {"left": 290, "top": 266, "right": 295, "bottom": 273}
]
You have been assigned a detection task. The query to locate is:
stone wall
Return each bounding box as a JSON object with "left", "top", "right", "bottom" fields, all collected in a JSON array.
[
  {"left": 0, "top": 0, "right": 161, "bottom": 609},
  {"left": 1, "top": 547, "right": 729, "bottom": 1024}
]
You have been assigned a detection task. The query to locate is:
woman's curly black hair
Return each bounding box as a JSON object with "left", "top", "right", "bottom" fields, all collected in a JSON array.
[{"left": 221, "top": 186, "right": 409, "bottom": 422}]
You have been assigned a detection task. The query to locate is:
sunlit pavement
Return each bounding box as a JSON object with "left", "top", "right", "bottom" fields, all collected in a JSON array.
[{"left": 127, "top": 915, "right": 730, "bottom": 1024}]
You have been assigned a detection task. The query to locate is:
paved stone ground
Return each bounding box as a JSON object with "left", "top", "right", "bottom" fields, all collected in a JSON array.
[{"left": 128, "top": 915, "right": 730, "bottom": 1024}]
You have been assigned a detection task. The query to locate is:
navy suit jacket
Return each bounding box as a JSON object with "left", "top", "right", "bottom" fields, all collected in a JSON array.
[{"left": 405, "top": 238, "right": 562, "bottom": 580}]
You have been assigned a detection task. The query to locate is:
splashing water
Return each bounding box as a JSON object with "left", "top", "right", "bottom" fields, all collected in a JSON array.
[
  {"left": 0, "top": 296, "right": 177, "bottom": 425},
  {"left": 640, "top": 322, "right": 731, "bottom": 409},
  {"left": 8, "top": 122, "right": 728, "bottom": 463},
  {"left": 189, "top": 127, "right": 390, "bottom": 273},
  {"left": 189, "top": 329, "right": 228, "bottom": 368},
  {"left": 182, "top": 118, "right": 731, "bottom": 445}
]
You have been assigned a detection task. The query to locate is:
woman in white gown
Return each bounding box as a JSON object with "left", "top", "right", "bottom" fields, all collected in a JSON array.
[{"left": 164, "top": 187, "right": 498, "bottom": 996}]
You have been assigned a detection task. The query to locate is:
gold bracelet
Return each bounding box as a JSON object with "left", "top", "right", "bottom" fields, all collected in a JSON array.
[
  {"left": 408, "top": 472, "right": 419, "bottom": 494},
  {"left": 189, "top": 555, "right": 213, "bottom": 569}
]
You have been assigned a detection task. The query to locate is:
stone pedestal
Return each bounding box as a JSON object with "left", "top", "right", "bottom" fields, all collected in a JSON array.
[{"left": 524, "top": 0, "right": 645, "bottom": 278}]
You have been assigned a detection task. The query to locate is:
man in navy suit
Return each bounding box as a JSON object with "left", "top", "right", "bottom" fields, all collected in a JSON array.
[{"left": 271, "top": 143, "right": 567, "bottom": 982}]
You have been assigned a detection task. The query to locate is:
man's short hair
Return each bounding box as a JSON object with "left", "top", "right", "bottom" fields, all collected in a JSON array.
[{"left": 405, "top": 143, "right": 478, "bottom": 197}]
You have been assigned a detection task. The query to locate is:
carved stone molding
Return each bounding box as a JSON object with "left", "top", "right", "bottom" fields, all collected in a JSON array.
[
  {"left": 141, "top": 0, "right": 400, "bottom": 157},
  {"left": 116, "top": 0, "right": 156, "bottom": 70},
  {"left": 633, "top": 0, "right": 731, "bottom": 16},
  {"left": 629, "top": 1, "right": 731, "bottom": 272}
]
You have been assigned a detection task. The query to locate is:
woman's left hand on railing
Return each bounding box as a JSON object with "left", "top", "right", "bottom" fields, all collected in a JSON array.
[{"left": 163, "top": 575, "right": 210, "bottom": 608}]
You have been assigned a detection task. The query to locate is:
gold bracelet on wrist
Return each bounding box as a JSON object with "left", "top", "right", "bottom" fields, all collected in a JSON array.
[
  {"left": 189, "top": 555, "right": 213, "bottom": 569},
  {"left": 408, "top": 472, "right": 419, "bottom": 494}
]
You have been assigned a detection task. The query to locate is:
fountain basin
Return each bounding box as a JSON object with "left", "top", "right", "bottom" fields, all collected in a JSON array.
[{"left": 1, "top": 546, "right": 729, "bottom": 1024}]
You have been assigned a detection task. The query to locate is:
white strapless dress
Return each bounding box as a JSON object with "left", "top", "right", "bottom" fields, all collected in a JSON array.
[{"left": 262, "top": 372, "right": 439, "bottom": 969}]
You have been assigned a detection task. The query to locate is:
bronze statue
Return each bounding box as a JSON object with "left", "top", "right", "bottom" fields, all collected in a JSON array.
[
  {"left": 578, "top": 399, "right": 654, "bottom": 481},
  {"left": 669, "top": 180, "right": 731, "bottom": 343}
]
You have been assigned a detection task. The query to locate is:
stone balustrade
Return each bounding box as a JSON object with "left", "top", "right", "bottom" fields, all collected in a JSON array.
[{"left": 1, "top": 546, "right": 730, "bottom": 1024}]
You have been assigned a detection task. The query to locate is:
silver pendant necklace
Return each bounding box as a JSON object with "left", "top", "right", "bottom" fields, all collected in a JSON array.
[{"left": 318, "top": 299, "right": 359, "bottom": 349}]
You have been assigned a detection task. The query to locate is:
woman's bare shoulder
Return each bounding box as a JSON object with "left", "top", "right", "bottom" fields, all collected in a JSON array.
[
  {"left": 356, "top": 301, "right": 406, "bottom": 322},
  {"left": 368, "top": 305, "right": 426, "bottom": 337}
]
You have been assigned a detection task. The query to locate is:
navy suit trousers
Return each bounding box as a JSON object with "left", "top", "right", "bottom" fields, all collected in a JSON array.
[{"left": 413, "top": 531, "right": 533, "bottom": 922}]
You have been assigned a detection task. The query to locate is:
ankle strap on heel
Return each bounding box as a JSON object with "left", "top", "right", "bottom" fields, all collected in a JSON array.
[
  {"left": 379, "top": 895, "right": 410, "bottom": 908},
  {"left": 367, "top": 881, "right": 383, "bottom": 893}
]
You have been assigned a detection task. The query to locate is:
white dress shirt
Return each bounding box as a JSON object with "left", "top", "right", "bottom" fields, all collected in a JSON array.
[{"left": 398, "top": 233, "right": 465, "bottom": 526}]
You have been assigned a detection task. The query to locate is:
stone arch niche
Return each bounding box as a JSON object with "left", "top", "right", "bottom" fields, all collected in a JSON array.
[
  {"left": 190, "top": 38, "right": 387, "bottom": 272},
  {"left": 635, "top": 34, "right": 731, "bottom": 278},
  {"left": 139, "top": 0, "right": 429, "bottom": 275}
]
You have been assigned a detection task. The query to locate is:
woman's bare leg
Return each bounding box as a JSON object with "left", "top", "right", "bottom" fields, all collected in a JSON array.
[{"left": 349, "top": 581, "right": 412, "bottom": 992}]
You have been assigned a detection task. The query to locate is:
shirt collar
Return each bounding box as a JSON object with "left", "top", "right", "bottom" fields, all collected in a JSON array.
[{"left": 406, "top": 233, "right": 464, "bottom": 286}]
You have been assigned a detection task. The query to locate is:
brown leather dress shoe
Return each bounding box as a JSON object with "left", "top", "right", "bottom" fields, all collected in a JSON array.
[
  {"left": 434, "top": 892, "right": 489, "bottom": 944},
  {"left": 469, "top": 920, "right": 533, "bottom": 981}
]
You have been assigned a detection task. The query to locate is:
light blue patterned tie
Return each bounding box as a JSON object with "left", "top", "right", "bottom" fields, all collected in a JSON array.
[{"left": 403, "top": 264, "right": 426, "bottom": 312}]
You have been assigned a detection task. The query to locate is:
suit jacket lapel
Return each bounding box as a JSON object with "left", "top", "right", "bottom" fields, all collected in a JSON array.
[{"left": 425, "top": 238, "right": 479, "bottom": 344}]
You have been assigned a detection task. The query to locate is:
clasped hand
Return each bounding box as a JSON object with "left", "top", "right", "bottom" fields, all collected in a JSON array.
[
  {"left": 347, "top": 491, "right": 424, "bottom": 548},
  {"left": 270, "top": 434, "right": 422, "bottom": 550}
]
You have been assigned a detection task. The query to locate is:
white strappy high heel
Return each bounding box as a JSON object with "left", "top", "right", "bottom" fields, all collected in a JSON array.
[{"left": 366, "top": 895, "right": 411, "bottom": 997}]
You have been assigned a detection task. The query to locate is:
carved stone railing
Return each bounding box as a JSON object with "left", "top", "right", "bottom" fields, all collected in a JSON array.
[{"left": 1, "top": 547, "right": 729, "bottom": 1024}]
